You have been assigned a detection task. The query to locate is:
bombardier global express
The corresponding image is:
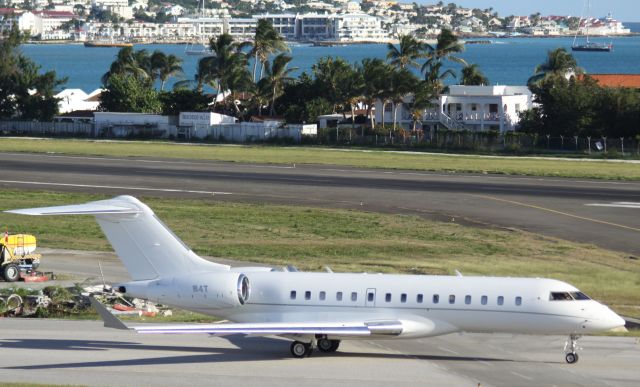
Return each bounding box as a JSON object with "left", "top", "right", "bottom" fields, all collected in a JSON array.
[{"left": 7, "top": 196, "right": 626, "bottom": 363}]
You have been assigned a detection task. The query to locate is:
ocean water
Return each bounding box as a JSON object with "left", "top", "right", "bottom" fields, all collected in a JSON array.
[{"left": 20, "top": 34, "right": 640, "bottom": 92}]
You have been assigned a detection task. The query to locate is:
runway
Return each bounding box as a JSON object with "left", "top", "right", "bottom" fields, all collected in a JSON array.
[
  {"left": 1, "top": 152, "right": 639, "bottom": 255},
  {"left": 1, "top": 250, "right": 638, "bottom": 387}
]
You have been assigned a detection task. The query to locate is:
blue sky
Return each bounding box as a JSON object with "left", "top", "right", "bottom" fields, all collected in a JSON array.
[{"left": 417, "top": 1, "right": 640, "bottom": 21}]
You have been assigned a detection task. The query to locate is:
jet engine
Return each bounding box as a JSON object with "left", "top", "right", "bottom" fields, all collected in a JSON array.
[{"left": 117, "top": 271, "right": 251, "bottom": 309}]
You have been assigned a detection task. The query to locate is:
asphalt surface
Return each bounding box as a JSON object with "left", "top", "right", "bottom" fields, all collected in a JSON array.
[
  {"left": 0, "top": 151, "right": 639, "bottom": 255},
  {"left": 1, "top": 250, "right": 639, "bottom": 387}
]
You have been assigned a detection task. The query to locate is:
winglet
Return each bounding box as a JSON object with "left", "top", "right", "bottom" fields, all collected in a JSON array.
[{"left": 89, "top": 297, "right": 131, "bottom": 330}]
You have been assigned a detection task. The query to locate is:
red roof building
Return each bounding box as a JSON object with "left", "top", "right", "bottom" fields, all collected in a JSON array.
[{"left": 586, "top": 74, "right": 640, "bottom": 88}]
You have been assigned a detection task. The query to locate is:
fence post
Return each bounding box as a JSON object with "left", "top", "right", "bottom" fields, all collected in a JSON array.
[
  {"left": 587, "top": 136, "right": 591, "bottom": 154},
  {"left": 602, "top": 136, "right": 607, "bottom": 153},
  {"left": 546, "top": 134, "right": 550, "bottom": 149},
  {"left": 620, "top": 137, "right": 624, "bottom": 156},
  {"left": 574, "top": 135, "right": 578, "bottom": 151}
]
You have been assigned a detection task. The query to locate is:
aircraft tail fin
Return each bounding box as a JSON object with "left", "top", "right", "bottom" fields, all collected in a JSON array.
[{"left": 6, "top": 196, "right": 229, "bottom": 280}]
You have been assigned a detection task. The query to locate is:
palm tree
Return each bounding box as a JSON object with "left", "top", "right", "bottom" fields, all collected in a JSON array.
[
  {"left": 423, "top": 61, "right": 456, "bottom": 97},
  {"left": 527, "top": 48, "right": 580, "bottom": 85},
  {"left": 388, "top": 68, "right": 419, "bottom": 133},
  {"left": 357, "top": 58, "right": 390, "bottom": 132},
  {"left": 205, "top": 33, "right": 249, "bottom": 108},
  {"left": 249, "top": 19, "right": 289, "bottom": 82},
  {"left": 262, "top": 53, "right": 297, "bottom": 116},
  {"left": 386, "top": 34, "right": 424, "bottom": 70},
  {"left": 421, "top": 28, "right": 467, "bottom": 75},
  {"left": 101, "top": 46, "right": 149, "bottom": 85},
  {"left": 461, "top": 63, "right": 489, "bottom": 86},
  {"left": 151, "top": 52, "right": 183, "bottom": 91}
]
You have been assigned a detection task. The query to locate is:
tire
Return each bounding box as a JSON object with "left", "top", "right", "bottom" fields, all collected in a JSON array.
[
  {"left": 329, "top": 340, "right": 340, "bottom": 352},
  {"left": 3, "top": 263, "right": 20, "bottom": 282},
  {"left": 317, "top": 338, "right": 333, "bottom": 352},
  {"left": 565, "top": 352, "right": 578, "bottom": 364},
  {"left": 290, "top": 341, "right": 308, "bottom": 358}
]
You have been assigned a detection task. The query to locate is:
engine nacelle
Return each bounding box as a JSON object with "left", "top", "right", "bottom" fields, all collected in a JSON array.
[{"left": 118, "top": 271, "right": 251, "bottom": 309}]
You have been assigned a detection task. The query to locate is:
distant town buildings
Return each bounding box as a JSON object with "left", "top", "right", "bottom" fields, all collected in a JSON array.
[{"left": 0, "top": 2, "right": 633, "bottom": 42}]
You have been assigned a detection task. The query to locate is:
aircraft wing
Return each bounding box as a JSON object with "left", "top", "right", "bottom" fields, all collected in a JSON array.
[{"left": 90, "top": 298, "right": 402, "bottom": 337}]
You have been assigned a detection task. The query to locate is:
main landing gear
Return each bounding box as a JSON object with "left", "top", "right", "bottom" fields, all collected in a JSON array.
[
  {"left": 290, "top": 341, "right": 313, "bottom": 358},
  {"left": 290, "top": 339, "right": 341, "bottom": 358},
  {"left": 564, "top": 334, "right": 581, "bottom": 364},
  {"left": 317, "top": 338, "right": 340, "bottom": 353}
]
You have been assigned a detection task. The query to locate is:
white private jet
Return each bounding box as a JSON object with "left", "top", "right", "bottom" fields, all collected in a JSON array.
[{"left": 7, "top": 196, "right": 626, "bottom": 363}]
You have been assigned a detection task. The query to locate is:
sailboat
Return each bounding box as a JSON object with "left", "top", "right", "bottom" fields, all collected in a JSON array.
[
  {"left": 185, "top": 0, "right": 213, "bottom": 56},
  {"left": 572, "top": 0, "right": 613, "bottom": 52}
]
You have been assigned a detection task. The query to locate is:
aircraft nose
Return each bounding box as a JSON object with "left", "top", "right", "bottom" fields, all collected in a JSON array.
[{"left": 593, "top": 308, "right": 626, "bottom": 330}]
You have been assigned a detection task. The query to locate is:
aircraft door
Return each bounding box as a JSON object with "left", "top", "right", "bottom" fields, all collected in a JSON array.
[{"left": 366, "top": 288, "right": 376, "bottom": 307}]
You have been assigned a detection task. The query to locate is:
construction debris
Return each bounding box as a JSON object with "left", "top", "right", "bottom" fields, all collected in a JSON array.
[{"left": 0, "top": 285, "right": 172, "bottom": 319}]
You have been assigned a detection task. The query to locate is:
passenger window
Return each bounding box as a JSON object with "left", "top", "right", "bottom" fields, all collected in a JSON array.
[
  {"left": 449, "top": 295, "right": 455, "bottom": 304},
  {"left": 497, "top": 296, "right": 504, "bottom": 305},
  {"left": 515, "top": 296, "right": 522, "bottom": 306},
  {"left": 481, "top": 295, "right": 487, "bottom": 305},
  {"left": 433, "top": 294, "right": 439, "bottom": 304},
  {"left": 417, "top": 294, "right": 423, "bottom": 303},
  {"left": 367, "top": 292, "right": 374, "bottom": 302},
  {"left": 351, "top": 292, "right": 357, "bottom": 301},
  {"left": 386, "top": 293, "right": 392, "bottom": 302},
  {"left": 305, "top": 291, "right": 311, "bottom": 300},
  {"left": 336, "top": 291, "right": 343, "bottom": 301},
  {"left": 465, "top": 295, "right": 471, "bottom": 305},
  {"left": 290, "top": 291, "right": 296, "bottom": 300},
  {"left": 319, "top": 291, "right": 326, "bottom": 301},
  {"left": 401, "top": 293, "right": 407, "bottom": 303}
]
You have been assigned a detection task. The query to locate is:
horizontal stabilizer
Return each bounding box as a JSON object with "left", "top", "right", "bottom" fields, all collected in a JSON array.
[
  {"left": 89, "top": 297, "right": 130, "bottom": 330},
  {"left": 5, "top": 201, "right": 141, "bottom": 216}
]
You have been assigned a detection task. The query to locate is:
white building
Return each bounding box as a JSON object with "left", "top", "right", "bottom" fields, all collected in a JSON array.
[
  {"left": 333, "top": 13, "right": 388, "bottom": 41},
  {"left": 55, "top": 88, "right": 102, "bottom": 114},
  {"left": 375, "top": 85, "right": 533, "bottom": 133},
  {"left": 255, "top": 13, "right": 297, "bottom": 40}
]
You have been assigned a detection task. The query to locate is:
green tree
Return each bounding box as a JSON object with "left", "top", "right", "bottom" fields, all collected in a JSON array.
[
  {"left": 358, "top": 58, "right": 392, "bottom": 131},
  {"left": 99, "top": 73, "right": 162, "bottom": 113},
  {"left": 0, "top": 25, "right": 66, "bottom": 120},
  {"left": 101, "top": 46, "right": 150, "bottom": 85},
  {"left": 461, "top": 63, "right": 489, "bottom": 85},
  {"left": 388, "top": 68, "right": 419, "bottom": 132},
  {"left": 527, "top": 48, "right": 580, "bottom": 86},
  {"left": 159, "top": 89, "right": 210, "bottom": 116},
  {"left": 312, "top": 57, "right": 354, "bottom": 113},
  {"left": 249, "top": 19, "right": 289, "bottom": 82},
  {"left": 262, "top": 53, "right": 297, "bottom": 116},
  {"left": 422, "top": 28, "right": 467, "bottom": 72},
  {"left": 202, "top": 33, "right": 250, "bottom": 111},
  {"left": 386, "top": 34, "right": 424, "bottom": 70},
  {"left": 152, "top": 52, "right": 183, "bottom": 91}
]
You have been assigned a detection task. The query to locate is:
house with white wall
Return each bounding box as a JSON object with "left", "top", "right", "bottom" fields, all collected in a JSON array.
[{"left": 374, "top": 85, "right": 533, "bottom": 133}]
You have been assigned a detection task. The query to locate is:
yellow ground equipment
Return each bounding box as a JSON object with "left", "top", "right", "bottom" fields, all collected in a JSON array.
[{"left": 1, "top": 234, "right": 41, "bottom": 282}]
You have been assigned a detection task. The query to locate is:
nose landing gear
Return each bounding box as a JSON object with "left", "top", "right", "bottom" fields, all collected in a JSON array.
[{"left": 564, "top": 334, "right": 581, "bottom": 364}]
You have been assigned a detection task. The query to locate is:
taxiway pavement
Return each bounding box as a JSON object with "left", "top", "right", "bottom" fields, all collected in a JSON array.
[{"left": 1, "top": 250, "right": 639, "bottom": 386}]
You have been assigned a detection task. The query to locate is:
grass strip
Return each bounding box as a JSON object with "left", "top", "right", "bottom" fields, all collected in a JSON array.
[
  {"left": 1, "top": 138, "right": 639, "bottom": 180},
  {"left": 1, "top": 189, "right": 638, "bottom": 319}
]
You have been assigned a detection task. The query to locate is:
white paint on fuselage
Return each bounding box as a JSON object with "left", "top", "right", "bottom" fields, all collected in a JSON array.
[{"left": 133, "top": 271, "right": 624, "bottom": 339}]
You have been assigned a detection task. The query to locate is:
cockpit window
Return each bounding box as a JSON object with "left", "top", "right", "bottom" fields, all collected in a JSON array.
[
  {"left": 550, "top": 291, "right": 591, "bottom": 301},
  {"left": 550, "top": 292, "right": 573, "bottom": 301},
  {"left": 570, "top": 291, "right": 591, "bottom": 300}
]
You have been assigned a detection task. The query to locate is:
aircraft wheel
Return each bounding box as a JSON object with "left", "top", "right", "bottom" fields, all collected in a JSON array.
[
  {"left": 565, "top": 352, "right": 579, "bottom": 364},
  {"left": 291, "top": 341, "right": 310, "bottom": 358},
  {"left": 317, "top": 338, "right": 333, "bottom": 352},
  {"left": 3, "top": 264, "right": 20, "bottom": 282},
  {"left": 329, "top": 340, "right": 340, "bottom": 352}
]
